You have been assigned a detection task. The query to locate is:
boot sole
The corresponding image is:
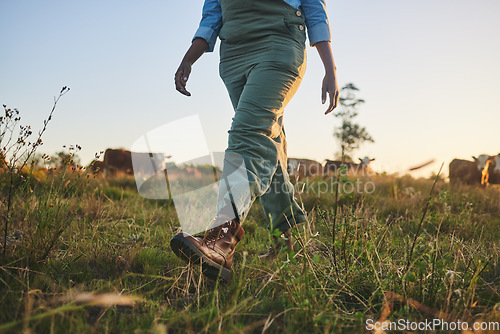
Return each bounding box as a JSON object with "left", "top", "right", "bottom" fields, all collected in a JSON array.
[{"left": 170, "top": 234, "right": 232, "bottom": 282}]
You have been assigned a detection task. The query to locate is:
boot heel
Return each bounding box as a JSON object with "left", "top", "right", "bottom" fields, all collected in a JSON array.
[
  {"left": 170, "top": 234, "right": 201, "bottom": 262},
  {"left": 202, "top": 260, "right": 233, "bottom": 282}
]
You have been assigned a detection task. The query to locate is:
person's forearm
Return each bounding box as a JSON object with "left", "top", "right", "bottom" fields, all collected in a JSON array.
[
  {"left": 315, "top": 41, "right": 336, "bottom": 74},
  {"left": 182, "top": 38, "right": 209, "bottom": 65}
]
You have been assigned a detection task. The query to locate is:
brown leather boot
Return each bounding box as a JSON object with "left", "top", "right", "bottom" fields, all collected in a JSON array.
[
  {"left": 258, "top": 228, "right": 293, "bottom": 259},
  {"left": 170, "top": 218, "right": 244, "bottom": 282}
]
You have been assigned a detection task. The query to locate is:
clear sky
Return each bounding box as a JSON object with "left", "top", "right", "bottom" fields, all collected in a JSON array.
[{"left": 1, "top": 0, "right": 499, "bottom": 177}]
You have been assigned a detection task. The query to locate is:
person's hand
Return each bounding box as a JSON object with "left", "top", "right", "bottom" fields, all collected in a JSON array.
[
  {"left": 174, "top": 38, "right": 209, "bottom": 96},
  {"left": 175, "top": 60, "right": 192, "bottom": 96},
  {"left": 322, "top": 71, "right": 339, "bottom": 114},
  {"left": 314, "top": 41, "right": 339, "bottom": 114}
]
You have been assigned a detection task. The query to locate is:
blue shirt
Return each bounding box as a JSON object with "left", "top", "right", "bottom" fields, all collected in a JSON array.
[{"left": 194, "top": 0, "right": 331, "bottom": 52}]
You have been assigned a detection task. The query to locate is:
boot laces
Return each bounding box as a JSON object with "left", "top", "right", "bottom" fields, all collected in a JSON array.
[{"left": 203, "top": 220, "right": 234, "bottom": 244}]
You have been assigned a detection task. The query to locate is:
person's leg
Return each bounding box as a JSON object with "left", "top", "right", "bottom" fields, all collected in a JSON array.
[
  {"left": 257, "top": 160, "right": 305, "bottom": 259},
  {"left": 259, "top": 161, "right": 306, "bottom": 232},
  {"left": 216, "top": 59, "right": 306, "bottom": 227}
]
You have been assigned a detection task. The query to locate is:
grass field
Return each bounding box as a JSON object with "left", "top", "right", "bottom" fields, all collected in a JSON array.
[{"left": 1, "top": 165, "right": 499, "bottom": 333}]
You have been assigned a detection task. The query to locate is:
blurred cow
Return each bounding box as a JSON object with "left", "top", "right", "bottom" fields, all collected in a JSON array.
[
  {"left": 472, "top": 154, "right": 500, "bottom": 185},
  {"left": 449, "top": 159, "right": 481, "bottom": 185},
  {"left": 103, "top": 148, "right": 167, "bottom": 176},
  {"left": 88, "top": 160, "right": 105, "bottom": 174},
  {"left": 358, "top": 156, "right": 375, "bottom": 175},
  {"left": 287, "top": 158, "right": 322, "bottom": 179},
  {"left": 103, "top": 149, "right": 133, "bottom": 174},
  {"left": 324, "top": 157, "right": 374, "bottom": 178}
]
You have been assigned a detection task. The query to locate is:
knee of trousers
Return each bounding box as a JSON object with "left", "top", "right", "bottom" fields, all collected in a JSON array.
[{"left": 229, "top": 110, "right": 283, "bottom": 138}]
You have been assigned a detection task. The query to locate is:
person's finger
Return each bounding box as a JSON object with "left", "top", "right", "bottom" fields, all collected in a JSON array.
[
  {"left": 174, "top": 68, "right": 183, "bottom": 86},
  {"left": 330, "top": 90, "right": 338, "bottom": 110},
  {"left": 333, "top": 89, "right": 339, "bottom": 109},
  {"left": 175, "top": 81, "right": 191, "bottom": 96},
  {"left": 176, "top": 82, "right": 191, "bottom": 96},
  {"left": 325, "top": 93, "right": 334, "bottom": 114},
  {"left": 175, "top": 65, "right": 192, "bottom": 96},
  {"left": 329, "top": 89, "right": 334, "bottom": 108},
  {"left": 325, "top": 89, "right": 340, "bottom": 114},
  {"left": 321, "top": 81, "right": 327, "bottom": 105},
  {"left": 175, "top": 73, "right": 191, "bottom": 96},
  {"left": 324, "top": 87, "right": 335, "bottom": 114}
]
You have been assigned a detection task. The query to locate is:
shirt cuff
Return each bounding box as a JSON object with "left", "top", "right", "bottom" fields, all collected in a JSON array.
[
  {"left": 307, "top": 22, "right": 331, "bottom": 46},
  {"left": 193, "top": 26, "right": 218, "bottom": 52}
]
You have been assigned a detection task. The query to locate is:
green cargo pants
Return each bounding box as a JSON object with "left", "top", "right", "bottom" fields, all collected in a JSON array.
[{"left": 216, "top": 0, "right": 307, "bottom": 231}]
